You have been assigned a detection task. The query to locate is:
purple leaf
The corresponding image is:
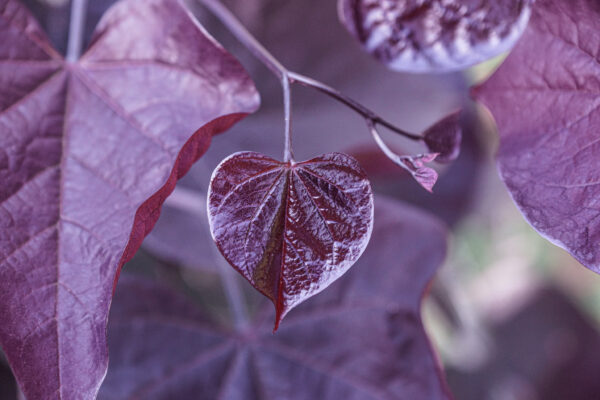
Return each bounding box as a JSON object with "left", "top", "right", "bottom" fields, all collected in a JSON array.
[
  {"left": 424, "top": 111, "right": 463, "bottom": 163},
  {"left": 0, "top": 0, "right": 259, "bottom": 398},
  {"left": 349, "top": 111, "right": 486, "bottom": 226},
  {"left": 208, "top": 151, "right": 374, "bottom": 330},
  {"left": 101, "top": 197, "right": 451, "bottom": 400},
  {"left": 472, "top": 0, "right": 600, "bottom": 273},
  {"left": 398, "top": 153, "right": 439, "bottom": 193},
  {"left": 338, "top": 0, "right": 533, "bottom": 73},
  {"left": 144, "top": 0, "right": 467, "bottom": 272}
]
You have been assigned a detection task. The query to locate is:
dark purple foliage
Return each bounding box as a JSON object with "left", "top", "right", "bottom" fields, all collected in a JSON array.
[
  {"left": 424, "top": 111, "right": 462, "bottom": 163},
  {"left": 144, "top": 0, "right": 466, "bottom": 271},
  {"left": 338, "top": 0, "right": 532, "bottom": 73},
  {"left": 0, "top": 0, "right": 258, "bottom": 397},
  {"left": 367, "top": 110, "right": 464, "bottom": 192},
  {"left": 473, "top": 0, "right": 600, "bottom": 273},
  {"left": 396, "top": 152, "right": 439, "bottom": 193},
  {"left": 349, "top": 108, "right": 485, "bottom": 226},
  {"left": 208, "top": 151, "right": 374, "bottom": 330},
  {"left": 100, "top": 197, "right": 451, "bottom": 400}
]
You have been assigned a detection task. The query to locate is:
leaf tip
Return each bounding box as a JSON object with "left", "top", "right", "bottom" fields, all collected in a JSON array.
[
  {"left": 399, "top": 153, "right": 439, "bottom": 192},
  {"left": 415, "top": 168, "right": 438, "bottom": 193},
  {"left": 272, "top": 321, "right": 280, "bottom": 334},
  {"left": 272, "top": 296, "right": 288, "bottom": 333}
]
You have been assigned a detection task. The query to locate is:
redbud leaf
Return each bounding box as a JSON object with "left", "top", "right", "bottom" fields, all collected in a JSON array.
[
  {"left": 0, "top": 0, "right": 259, "bottom": 398},
  {"left": 144, "top": 0, "right": 467, "bottom": 270},
  {"left": 393, "top": 110, "right": 464, "bottom": 192},
  {"left": 424, "top": 111, "right": 462, "bottom": 163},
  {"left": 207, "top": 152, "right": 374, "bottom": 330},
  {"left": 397, "top": 153, "right": 439, "bottom": 193},
  {"left": 338, "top": 0, "right": 532, "bottom": 73},
  {"left": 472, "top": 0, "right": 600, "bottom": 272},
  {"left": 100, "top": 197, "right": 451, "bottom": 400},
  {"left": 350, "top": 111, "right": 485, "bottom": 226}
]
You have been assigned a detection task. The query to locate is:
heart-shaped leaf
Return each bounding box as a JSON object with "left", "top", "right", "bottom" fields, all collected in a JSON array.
[
  {"left": 472, "top": 0, "right": 600, "bottom": 273},
  {"left": 424, "top": 111, "right": 463, "bottom": 163},
  {"left": 208, "top": 151, "right": 374, "bottom": 330},
  {"left": 101, "top": 197, "right": 451, "bottom": 400},
  {"left": 144, "top": 0, "right": 467, "bottom": 271},
  {"left": 338, "top": 0, "right": 533, "bottom": 73},
  {"left": 0, "top": 0, "right": 259, "bottom": 398}
]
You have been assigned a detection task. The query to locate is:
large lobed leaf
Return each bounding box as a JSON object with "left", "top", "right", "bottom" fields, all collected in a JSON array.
[
  {"left": 472, "top": 0, "right": 600, "bottom": 273},
  {"left": 208, "top": 151, "right": 374, "bottom": 330},
  {"left": 100, "top": 197, "right": 451, "bottom": 400},
  {"left": 0, "top": 0, "right": 259, "bottom": 398},
  {"left": 338, "top": 0, "right": 532, "bottom": 73}
]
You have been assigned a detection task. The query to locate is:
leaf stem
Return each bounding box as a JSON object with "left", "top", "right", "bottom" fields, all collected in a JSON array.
[
  {"left": 288, "top": 72, "right": 423, "bottom": 141},
  {"left": 66, "top": 0, "right": 88, "bottom": 62},
  {"left": 197, "top": 0, "right": 422, "bottom": 153},
  {"left": 366, "top": 120, "right": 411, "bottom": 172},
  {"left": 282, "top": 75, "right": 294, "bottom": 162},
  {"left": 199, "top": 0, "right": 286, "bottom": 79},
  {"left": 164, "top": 187, "right": 249, "bottom": 330},
  {"left": 200, "top": 0, "right": 294, "bottom": 162}
]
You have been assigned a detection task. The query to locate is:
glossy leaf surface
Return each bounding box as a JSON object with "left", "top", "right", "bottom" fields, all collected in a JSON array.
[
  {"left": 339, "top": 0, "right": 532, "bottom": 73},
  {"left": 101, "top": 197, "right": 451, "bottom": 400},
  {"left": 144, "top": 0, "right": 466, "bottom": 270},
  {"left": 0, "top": 0, "right": 259, "bottom": 398},
  {"left": 473, "top": 0, "right": 600, "bottom": 272},
  {"left": 208, "top": 152, "right": 374, "bottom": 330}
]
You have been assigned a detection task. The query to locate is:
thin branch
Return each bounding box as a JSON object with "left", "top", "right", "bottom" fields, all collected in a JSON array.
[
  {"left": 199, "top": 0, "right": 286, "bottom": 79},
  {"left": 200, "top": 0, "right": 295, "bottom": 161},
  {"left": 165, "top": 187, "right": 249, "bottom": 330},
  {"left": 288, "top": 72, "right": 423, "bottom": 141},
  {"left": 66, "top": 0, "right": 88, "bottom": 62},
  {"left": 366, "top": 120, "right": 412, "bottom": 171},
  {"left": 367, "top": 120, "right": 438, "bottom": 192},
  {"left": 197, "top": 0, "right": 423, "bottom": 149}
]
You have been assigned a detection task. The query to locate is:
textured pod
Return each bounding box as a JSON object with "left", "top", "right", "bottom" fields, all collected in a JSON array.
[
  {"left": 208, "top": 152, "right": 374, "bottom": 330},
  {"left": 339, "top": 0, "right": 532, "bottom": 73}
]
